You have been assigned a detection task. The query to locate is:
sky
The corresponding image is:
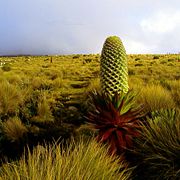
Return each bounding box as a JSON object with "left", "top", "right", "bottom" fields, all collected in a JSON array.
[{"left": 0, "top": 0, "right": 180, "bottom": 55}]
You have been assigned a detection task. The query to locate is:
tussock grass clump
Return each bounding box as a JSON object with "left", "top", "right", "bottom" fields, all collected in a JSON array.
[
  {"left": 128, "top": 77, "right": 144, "bottom": 92},
  {"left": 51, "top": 77, "right": 65, "bottom": 88},
  {"left": 3, "top": 72, "right": 23, "bottom": 86},
  {"left": 30, "top": 77, "right": 52, "bottom": 90},
  {"left": 133, "top": 109, "right": 180, "bottom": 180},
  {"left": 0, "top": 80, "right": 23, "bottom": 116},
  {"left": 86, "top": 78, "right": 100, "bottom": 92},
  {"left": 138, "top": 84, "right": 175, "bottom": 112},
  {"left": 1, "top": 117, "right": 28, "bottom": 142},
  {"left": 31, "top": 93, "right": 54, "bottom": 122},
  {"left": 0, "top": 139, "right": 131, "bottom": 180}
]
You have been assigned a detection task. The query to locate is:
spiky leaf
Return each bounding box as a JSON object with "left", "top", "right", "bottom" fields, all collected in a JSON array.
[{"left": 87, "top": 91, "right": 145, "bottom": 156}]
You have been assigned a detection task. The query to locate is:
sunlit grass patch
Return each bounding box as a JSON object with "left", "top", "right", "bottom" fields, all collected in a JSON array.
[
  {"left": 51, "top": 77, "right": 66, "bottom": 89},
  {"left": 0, "top": 80, "right": 23, "bottom": 115},
  {"left": 3, "top": 72, "right": 23, "bottom": 86},
  {"left": 137, "top": 84, "right": 175, "bottom": 112},
  {"left": 85, "top": 78, "right": 100, "bottom": 92},
  {"left": 30, "top": 77, "right": 52, "bottom": 90},
  {"left": 128, "top": 77, "right": 145, "bottom": 91}
]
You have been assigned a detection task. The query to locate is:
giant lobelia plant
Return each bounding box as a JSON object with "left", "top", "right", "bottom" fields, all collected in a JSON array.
[
  {"left": 88, "top": 36, "right": 144, "bottom": 156},
  {"left": 100, "top": 36, "right": 128, "bottom": 96}
]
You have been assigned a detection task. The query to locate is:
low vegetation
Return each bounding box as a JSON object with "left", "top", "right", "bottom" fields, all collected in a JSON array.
[
  {"left": 0, "top": 52, "right": 179, "bottom": 179},
  {"left": 132, "top": 109, "right": 180, "bottom": 180},
  {"left": 0, "top": 139, "right": 131, "bottom": 180}
]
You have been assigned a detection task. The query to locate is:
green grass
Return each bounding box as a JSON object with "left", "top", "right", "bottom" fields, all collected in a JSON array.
[
  {"left": 0, "top": 54, "right": 179, "bottom": 116},
  {"left": 0, "top": 80, "right": 23, "bottom": 116},
  {"left": 0, "top": 138, "right": 131, "bottom": 180},
  {"left": 0, "top": 54, "right": 179, "bottom": 179}
]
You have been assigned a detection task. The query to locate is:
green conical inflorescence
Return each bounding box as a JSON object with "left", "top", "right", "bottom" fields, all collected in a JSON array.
[{"left": 100, "top": 36, "right": 128, "bottom": 96}]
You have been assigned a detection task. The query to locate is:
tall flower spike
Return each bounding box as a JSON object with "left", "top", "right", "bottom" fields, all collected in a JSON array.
[{"left": 100, "top": 36, "right": 128, "bottom": 96}]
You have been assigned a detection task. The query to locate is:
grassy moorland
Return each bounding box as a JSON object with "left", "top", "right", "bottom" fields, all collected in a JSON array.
[{"left": 0, "top": 54, "right": 180, "bottom": 179}]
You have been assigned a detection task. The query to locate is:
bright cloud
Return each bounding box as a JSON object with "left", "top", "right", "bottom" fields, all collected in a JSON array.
[
  {"left": 141, "top": 11, "right": 180, "bottom": 33},
  {"left": 124, "top": 39, "right": 157, "bottom": 54}
]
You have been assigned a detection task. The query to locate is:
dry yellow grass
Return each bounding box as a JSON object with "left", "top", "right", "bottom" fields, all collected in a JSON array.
[
  {"left": 0, "top": 139, "right": 131, "bottom": 180},
  {"left": 0, "top": 80, "right": 23, "bottom": 115},
  {"left": 1, "top": 117, "right": 28, "bottom": 142},
  {"left": 31, "top": 93, "right": 54, "bottom": 122},
  {"left": 137, "top": 84, "right": 175, "bottom": 112},
  {"left": 168, "top": 80, "right": 180, "bottom": 107}
]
